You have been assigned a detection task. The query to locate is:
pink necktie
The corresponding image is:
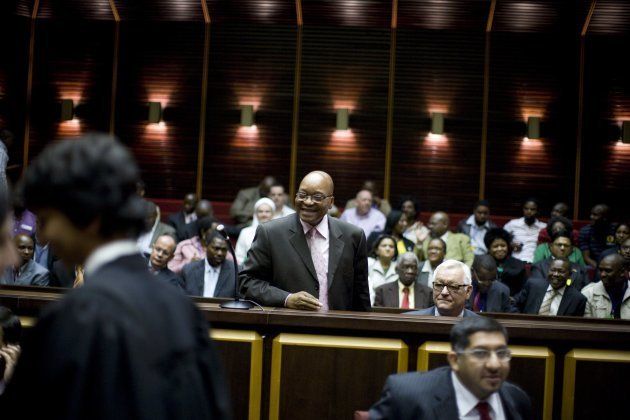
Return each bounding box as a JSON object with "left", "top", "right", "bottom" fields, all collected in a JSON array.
[
  {"left": 476, "top": 401, "right": 491, "bottom": 420},
  {"left": 307, "top": 228, "right": 329, "bottom": 311}
]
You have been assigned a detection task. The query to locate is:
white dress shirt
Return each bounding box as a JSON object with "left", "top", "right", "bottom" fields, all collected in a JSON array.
[
  {"left": 84, "top": 240, "right": 141, "bottom": 277},
  {"left": 503, "top": 217, "right": 547, "bottom": 263},
  {"left": 544, "top": 285, "right": 565, "bottom": 316},
  {"left": 203, "top": 258, "right": 221, "bottom": 297},
  {"left": 464, "top": 215, "right": 492, "bottom": 255},
  {"left": 421, "top": 260, "right": 437, "bottom": 288},
  {"left": 451, "top": 371, "right": 506, "bottom": 420},
  {"left": 273, "top": 205, "right": 296, "bottom": 219},
  {"left": 367, "top": 257, "right": 398, "bottom": 305},
  {"left": 398, "top": 281, "right": 415, "bottom": 308},
  {"left": 184, "top": 212, "right": 197, "bottom": 224}
]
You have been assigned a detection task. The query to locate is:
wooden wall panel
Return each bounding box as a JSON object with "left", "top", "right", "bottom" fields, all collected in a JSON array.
[
  {"left": 390, "top": 29, "right": 485, "bottom": 214},
  {"left": 115, "top": 22, "right": 204, "bottom": 199},
  {"left": 202, "top": 23, "right": 295, "bottom": 202},
  {"left": 485, "top": 29, "right": 579, "bottom": 217},
  {"left": 579, "top": 35, "right": 630, "bottom": 219},
  {"left": 28, "top": 20, "right": 114, "bottom": 160},
  {"left": 296, "top": 26, "right": 390, "bottom": 204}
]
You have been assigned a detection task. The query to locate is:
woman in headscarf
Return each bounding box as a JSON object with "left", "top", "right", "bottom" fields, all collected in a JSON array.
[{"left": 235, "top": 197, "right": 275, "bottom": 264}]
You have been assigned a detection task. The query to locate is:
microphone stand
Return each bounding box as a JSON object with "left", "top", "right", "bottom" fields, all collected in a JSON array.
[{"left": 216, "top": 225, "right": 254, "bottom": 310}]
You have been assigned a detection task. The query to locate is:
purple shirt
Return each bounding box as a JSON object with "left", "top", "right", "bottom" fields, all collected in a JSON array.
[
  {"left": 339, "top": 207, "right": 385, "bottom": 238},
  {"left": 13, "top": 209, "right": 37, "bottom": 237}
]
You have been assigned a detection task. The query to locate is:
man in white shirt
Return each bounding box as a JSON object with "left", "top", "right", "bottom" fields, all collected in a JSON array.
[
  {"left": 503, "top": 199, "right": 546, "bottom": 263},
  {"left": 269, "top": 183, "right": 295, "bottom": 219},
  {"left": 369, "top": 316, "right": 532, "bottom": 420}
]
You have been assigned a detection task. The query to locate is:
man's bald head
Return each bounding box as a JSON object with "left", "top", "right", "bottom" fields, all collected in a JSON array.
[
  {"left": 301, "top": 171, "right": 334, "bottom": 195},
  {"left": 195, "top": 200, "right": 213, "bottom": 218},
  {"left": 429, "top": 211, "right": 450, "bottom": 237},
  {"left": 295, "top": 171, "right": 335, "bottom": 226}
]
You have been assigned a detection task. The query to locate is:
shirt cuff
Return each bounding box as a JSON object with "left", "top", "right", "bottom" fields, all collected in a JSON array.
[{"left": 284, "top": 293, "right": 293, "bottom": 307}]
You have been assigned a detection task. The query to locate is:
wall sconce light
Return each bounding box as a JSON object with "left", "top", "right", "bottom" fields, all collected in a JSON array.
[
  {"left": 527, "top": 117, "right": 540, "bottom": 139},
  {"left": 240, "top": 105, "right": 255, "bottom": 127},
  {"left": 336, "top": 108, "right": 349, "bottom": 131},
  {"left": 431, "top": 112, "right": 444, "bottom": 135},
  {"left": 622, "top": 121, "right": 630, "bottom": 144},
  {"left": 60, "top": 99, "right": 74, "bottom": 121},
  {"left": 148, "top": 102, "right": 162, "bottom": 124}
]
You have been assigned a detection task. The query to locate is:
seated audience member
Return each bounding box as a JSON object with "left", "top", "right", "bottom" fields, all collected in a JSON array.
[
  {"left": 422, "top": 212, "right": 474, "bottom": 267},
  {"left": 367, "top": 210, "right": 415, "bottom": 256},
  {"left": 340, "top": 189, "right": 386, "bottom": 238},
  {"left": 269, "top": 183, "right": 295, "bottom": 219},
  {"left": 599, "top": 222, "right": 630, "bottom": 262},
  {"left": 148, "top": 235, "right": 181, "bottom": 289},
  {"left": 230, "top": 176, "right": 277, "bottom": 227},
  {"left": 406, "top": 260, "right": 478, "bottom": 317},
  {"left": 235, "top": 198, "right": 275, "bottom": 264},
  {"left": 550, "top": 202, "right": 569, "bottom": 218},
  {"left": 531, "top": 230, "right": 589, "bottom": 291},
  {"left": 620, "top": 237, "right": 630, "bottom": 267},
  {"left": 180, "top": 199, "right": 215, "bottom": 241},
  {"left": 33, "top": 221, "right": 57, "bottom": 271},
  {"left": 485, "top": 228, "right": 527, "bottom": 297},
  {"left": 0, "top": 234, "right": 49, "bottom": 286},
  {"left": 419, "top": 237, "right": 446, "bottom": 288},
  {"left": 369, "top": 316, "right": 532, "bottom": 420},
  {"left": 456, "top": 200, "right": 497, "bottom": 256},
  {"left": 181, "top": 232, "right": 235, "bottom": 298},
  {"left": 515, "top": 258, "right": 587, "bottom": 316},
  {"left": 534, "top": 216, "right": 584, "bottom": 264},
  {"left": 11, "top": 197, "right": 36, "bottom": 237},
  {"left": 368, "top": 235, "right": 399, "bottom": 305},
  {"left": 468, "top": 255, "right": 515, "bottom": 313},
  {"left": 49, "top": 260, "right": 83, "bottom": 288},
  {"left": 579, "top": 203, "right": 616, "bottom": 267},
  {"left": 345, "top": 180, "right": 391, "bottom": 216},
  {"left": 0, "top": 197, "right": 18, "bottom": 270},
  {"left": 0, "top": 307, "right": 22, "bottom": 395},
  {"left": 168, "top": 216, "right": 216, "bottom": 273},
  {"left": 374, "top": 252, "right": 432, "bottom": 310},
  {"left": 399, "top": 196, "right": 429, "bottom": 247},
  {"left": 136, "top": 201, "right": 176, "bottom": 257},
  {"left": 503, "top": 198, "right": 546, "bottom": 263},
  {"left": 582, "top": 254, "right": 629, "bottom": 319},
  {"left": 167, "top": 192, "right": 198, "bottom": 241}
]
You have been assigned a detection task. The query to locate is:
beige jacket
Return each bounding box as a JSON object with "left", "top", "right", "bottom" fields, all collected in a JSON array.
[{"left": 581, "top": 281, "right": 630, "bottom": 320}]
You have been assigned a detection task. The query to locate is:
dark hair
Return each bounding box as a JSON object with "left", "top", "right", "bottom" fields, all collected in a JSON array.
[
  {"left": 546, "top": 215, "right": 573, "bottom": 237},
  {"left": 474, "top": 200, "right": 490, "bottom": 210},
  {"left": 450, "top": 316, "right": 507, "bottom": 352},
  {"left": 523, "top": 197, "right": 539, "bottom": 207},
  {"left": 484, "top": 228, "right": 513, "bottom": 253},
  {"left": 427, "top": 237, "right": 447, "bottom": 254},
  {"left": 370, "top": 234, "right": 398, "bottom": 260},
  {"left": 397, "top": 196, "right": 421, "bottom": 218},
  {"left": 205, "top": 230, "right": 226, "bottom": 246},
  {"left": 18, "top": 134, "right": 146, "bottom": 239},
  {"left": 197, "top": 216, "right": 216, "bottom": 238},
  {"left": 0, "top": 306, "right": 22, "bottom": 345},
  {"left": 551, "top": 229, "right": 572, "bottom": 244},
  {"left": 384, "top": 210, "right": 405, "bottom": 235},
  {"left": 472, "top": 254, "right": 497, "bottom": 273}
]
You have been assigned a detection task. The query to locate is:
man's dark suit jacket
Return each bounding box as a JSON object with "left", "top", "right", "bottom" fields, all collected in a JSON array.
[
  {"left": 466, "top": 280, "right": 517, "bottom": 313},
  {"left": 239, "top": 213, "right": 371, "bottom": 311},
  {"left": 49, "top": 260, "right": 76, "bottom": 288},
  {"left": 154, "top": 267, "right": 183, "bottom": 290},
  {"left": 373, "top": 280, "right": 433, "bottom": 309},
  {"left": 405, "top": 305, "right": 480, "bottom": 317},
  {"left": 369, "top": 366, "right": 532, "bottom": 420},
  {"left": 530, "top": 258, "right": 590, "bottom": 291},
  {"left": 515, "top": 276, "right": 587, "bottom": 316},
  {"left": 497, "top": 256, "right": 527, "bottom": 296},
  {"left": 2, "top": 253, "right": 231, "bottom": 419},
  {"left": 181, "top": 259, "right": 235, "bottom": 298}
]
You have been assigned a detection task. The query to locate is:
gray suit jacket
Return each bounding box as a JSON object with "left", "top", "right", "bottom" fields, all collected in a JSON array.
[
  {"left": 374, "top": 280, "right": 433, "bottom": 310},
  {"left": 239, "top": 213, "right": 371, "bottom": 311},
  {"left": 1, "top": 259, "right": 50, "bottom": 286},
  {"left": 181, "top": 259, "right": 235, "bottom": 298},
  {"left": 369, "top": 366, "right": 532, "bottom": 420},
  {"left": 405, "top": 305, "right": 480, "bottom": 317}
]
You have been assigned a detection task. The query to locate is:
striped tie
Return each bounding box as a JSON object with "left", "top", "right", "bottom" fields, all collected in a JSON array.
[{"left": 538, "top": 289, "right": 557, "bottom": 315}]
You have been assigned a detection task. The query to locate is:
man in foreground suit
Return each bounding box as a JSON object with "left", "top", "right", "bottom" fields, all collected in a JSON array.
[
  {"left": 374, "top": 252, "right": 432, "bottom": 309},
  {"left": 515, "top": 257, "right": 587, "bottom": 316},
  {"left": 181, "top": 232, "right": 234, "bottom": 298},
  {"left": 1, "top": 134, "right": 230, "bottom": 419},
  {"left": 240, "top": 171, "right": 371, "bottom": 311},
  {"left": 370, "top": 316, "right": 532, "bottom": 420},
  {"left": 406, "top": 259, "right": 479, "bottom": 317}
]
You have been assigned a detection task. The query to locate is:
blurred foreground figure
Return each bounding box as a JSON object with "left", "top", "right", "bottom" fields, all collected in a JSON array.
[{"left": 1, "top": 134, "right": 230, "bottom": 420}]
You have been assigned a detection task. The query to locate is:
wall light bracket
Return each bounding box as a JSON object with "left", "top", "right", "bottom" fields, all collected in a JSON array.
[
  {"left": 431, "top": 112, "right": 444, "bottom": 135},
  {"left": 148, "top": 102, "right": 162, "bottom": 124},
  {"left": 336, "top": 108, "right": 349, "bottom": 131},
  {"left": 527, "top": 116, "right": 540, "bottom": 139},
  {"left": 241, "top": 105, "right": 255, "bottom": 127},
  {"left": 60, "top": 99, "right": 74, "bottom": 121}
]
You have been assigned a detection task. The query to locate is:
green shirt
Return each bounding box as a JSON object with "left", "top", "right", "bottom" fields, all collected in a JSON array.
[{"left": 533, "top": 243, "right": 586, "bottom": 265}]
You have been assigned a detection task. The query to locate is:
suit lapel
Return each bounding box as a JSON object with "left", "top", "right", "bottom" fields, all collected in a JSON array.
[
  {"left": 194, "top": 262, "right": 205, "bottom": 296},
  {"left": 432, "top": 369, "right": 460, "bottom": 419},
  {"left": 557, "top": 288, "right": 574, "bottom": 316},
  {"left": 327, "top": 219, "right": 345, "bottom": 288},
  {"left": 388, "top": 282, "right": 399, "bottom": 307},
  {"left": 214, "top": 261, "right": 232, "bottom": 297},
  {"left": 288, "top": 217, "right": 318, "bottom": 282},
  {"left": 500, "top": 387, "right": 522, "bottom": 420}
]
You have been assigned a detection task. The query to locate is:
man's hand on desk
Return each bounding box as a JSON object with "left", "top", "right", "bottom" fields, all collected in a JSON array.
[{"left": 286, "top": 291, "right": 322, "bottom": 311}]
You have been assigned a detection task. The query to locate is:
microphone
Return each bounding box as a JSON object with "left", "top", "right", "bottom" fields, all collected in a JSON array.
[{"left": 216, "top": 224, "right": 254, "bottom": 310}]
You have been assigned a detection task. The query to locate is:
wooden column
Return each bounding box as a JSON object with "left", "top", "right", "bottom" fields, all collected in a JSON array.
[
  {"left": 479, "top": 0, "right": 496, "bottom": 199},
  {"left": 383, "top": 0, "right": 398, "bottom": 201},
  {"left": 108, "top": 0, "right": 120, "bottom": 135},
  {"left": 196, "top": 1, "right": 212, "bottom": 198},
  {"left": 288, "top": 0, "right": 303, "bottom": 198}
]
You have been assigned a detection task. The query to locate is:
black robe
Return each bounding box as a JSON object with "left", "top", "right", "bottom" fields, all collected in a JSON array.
[{"left": 1, "top": 254, "right": 231, "bottom": 420}]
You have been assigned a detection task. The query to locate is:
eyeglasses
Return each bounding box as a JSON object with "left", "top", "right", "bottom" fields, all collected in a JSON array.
[
  {"left": 433, "top": 282, "right": 468, "bottom": 294},
  {"left": 296, "top": 192, "right": 332, "bottom": 203},
  {"left": 457, "top": 348, "right": 512, "bottom": 362}
]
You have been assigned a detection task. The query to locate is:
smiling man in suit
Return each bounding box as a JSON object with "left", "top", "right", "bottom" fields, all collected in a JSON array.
[
  {"left": 182, "top": 231, "right": 234, "bottom": 298},
  {"left": 374, "top": 252, "right": 432, "bottom": 309},
  {"left": 515, "top": 257, "right": 587, "bottom": 316},
  {"left": 240, "top": 171, "right": 371, "bottom": 311},
  {"left": 369, "top": 316, "right": 532, "bottom": 420}
]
